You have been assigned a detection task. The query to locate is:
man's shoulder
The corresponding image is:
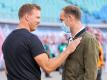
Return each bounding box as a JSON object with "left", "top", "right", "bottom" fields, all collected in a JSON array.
[
  {"left": 82, "top": 31, "right": 97, "bottom": 42},
  {"left": 81, "top": 32, "right": 99, "bottom": 47},
  {"left": 83, "top": 32, "right": 95, "bottom": 39},
  {"left": 29, "top": 34, "right": 38, "bottom": 40}
]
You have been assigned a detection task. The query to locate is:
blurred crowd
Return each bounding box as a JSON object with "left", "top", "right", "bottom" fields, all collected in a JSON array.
[{"left": 0, "top": 28, "right": 5, "bottom": 71}]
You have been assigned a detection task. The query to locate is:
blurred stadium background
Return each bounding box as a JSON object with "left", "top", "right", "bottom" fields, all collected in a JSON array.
[{"left": 0, "top": 0, "right": 107, "bottom": 80}]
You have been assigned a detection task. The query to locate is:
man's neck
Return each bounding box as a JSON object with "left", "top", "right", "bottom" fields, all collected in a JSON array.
[
  {"left": 17, "top": 19, "right": 30, "bottom": 32},
  {"left": 71, "top": 21, "right": 83, "bottom": 37}
]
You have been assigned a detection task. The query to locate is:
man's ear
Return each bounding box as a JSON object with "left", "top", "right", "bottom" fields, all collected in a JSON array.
[
  {"left": 69, "top": 15, "right": 75, "bottom": 21},
  {"left": 25, "top": 14, "right": 30, "bottom": 21}
]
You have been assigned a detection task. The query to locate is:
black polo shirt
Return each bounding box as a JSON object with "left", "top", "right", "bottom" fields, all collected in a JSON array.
[{"left": 2, "top": 29, "right": 46, "bottom": 80}]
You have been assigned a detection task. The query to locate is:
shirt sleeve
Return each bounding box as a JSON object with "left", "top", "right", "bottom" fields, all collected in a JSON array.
[
  {"left": 83, "top": 37, "right": 99, "bottom": 80},
  {"left": 29, "top": 35, "right": 46, "bottom": 57}
]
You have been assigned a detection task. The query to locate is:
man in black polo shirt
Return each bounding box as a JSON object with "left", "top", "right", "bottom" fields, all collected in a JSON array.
[{"left": 2, "top": 3, "right": 81, "bottom": 80}]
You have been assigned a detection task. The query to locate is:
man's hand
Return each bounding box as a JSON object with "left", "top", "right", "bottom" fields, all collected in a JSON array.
[{"left": 65, "top": 37, "right": 82, "bottom": 55}]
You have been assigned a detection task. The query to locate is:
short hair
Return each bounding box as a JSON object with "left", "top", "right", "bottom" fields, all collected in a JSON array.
[
  {"left": 63, "top": 5, "right": 81, "bottom": 20},
  {"left": 18, "top": 3, "right": 41, "bottom": 19}
]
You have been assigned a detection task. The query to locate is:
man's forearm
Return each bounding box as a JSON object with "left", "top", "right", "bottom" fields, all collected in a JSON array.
[{"left": 45, "top": 50, "right": 70, "bottom": 73}]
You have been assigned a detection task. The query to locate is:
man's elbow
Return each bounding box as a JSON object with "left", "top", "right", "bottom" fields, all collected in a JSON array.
[{"left": 43, "top": 67, "right": 54, "bottom": 74}]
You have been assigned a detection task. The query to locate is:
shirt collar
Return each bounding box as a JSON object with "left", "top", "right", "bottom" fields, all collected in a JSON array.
[
  {"left": 72, "top": 26, "right": 85, "bottom": 39},
  {"left": 69, "top": 26, "right": 86, "bottom": 42}
]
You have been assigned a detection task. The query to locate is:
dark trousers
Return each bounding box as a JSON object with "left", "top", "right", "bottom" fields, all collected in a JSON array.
[{"left": 97, "top": 68, "right": 102, "bottom": 80}]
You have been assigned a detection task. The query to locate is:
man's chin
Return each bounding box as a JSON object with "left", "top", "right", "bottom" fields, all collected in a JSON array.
[
  {"left": 29, "top": 28, "right": 35, "bottom": 32},
  {"left": 31, "top": 29, "right": 35, "bottom": 32}
]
